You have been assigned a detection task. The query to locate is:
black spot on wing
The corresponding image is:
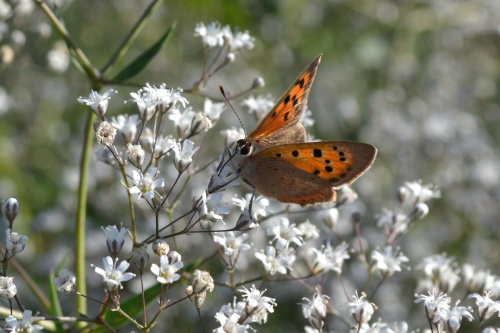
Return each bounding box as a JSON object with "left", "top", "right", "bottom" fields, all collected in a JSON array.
[
  {"left": 292, "top": 150, "right": 299, "bottom": 157},
  {"left": 313, "top": 149, "right": 323, "bottom": 158}
]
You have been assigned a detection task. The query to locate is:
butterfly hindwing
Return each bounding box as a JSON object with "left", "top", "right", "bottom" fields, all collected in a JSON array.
[
  {"left": 248, "top": 141, "right": 377, "bottom": 188},
  {"left": 247, "top": 55, "right": 321, "bottom": 144}
]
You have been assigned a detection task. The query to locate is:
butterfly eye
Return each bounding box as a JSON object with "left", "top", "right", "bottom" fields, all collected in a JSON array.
[
  {"left": 236, "top": 139, "right": 246, "bottom": 147},
  {"left": 240, "top": 143, "right": 252, "bottom": 156}
]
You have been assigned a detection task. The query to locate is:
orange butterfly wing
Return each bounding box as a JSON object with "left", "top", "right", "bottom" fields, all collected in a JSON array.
[
  {"left": 246, "top": 55, "right": 322, "bottom": 145},
  {"left": 240, "top": 141, "right": 377, "bottom": 205}
]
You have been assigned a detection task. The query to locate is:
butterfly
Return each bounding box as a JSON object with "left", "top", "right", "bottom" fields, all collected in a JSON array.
[{"left": 228, "top": 54, "right": 377, "bottom": 207}]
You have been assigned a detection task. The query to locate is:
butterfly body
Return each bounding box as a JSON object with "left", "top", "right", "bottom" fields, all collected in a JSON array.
[{"left": 230, "top": 54, "right": 377, "bottom": 206}]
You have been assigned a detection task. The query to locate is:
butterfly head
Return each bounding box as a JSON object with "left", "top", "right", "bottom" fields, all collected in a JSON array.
[{"left": 236, "top": 139, "right": 253, "bottom": 156}]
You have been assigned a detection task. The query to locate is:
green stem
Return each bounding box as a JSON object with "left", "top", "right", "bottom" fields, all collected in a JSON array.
[
  {"left": 120, "top": 163, "right": 137, "bottom": 244},
  {"left": 35, "top": 0, "right": 99, "bottom": 82},
  {"left": 74, "top": 111, "right": 96, "bottom": 316}
]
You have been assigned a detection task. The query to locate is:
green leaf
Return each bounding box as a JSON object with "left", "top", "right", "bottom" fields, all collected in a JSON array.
[
  {"left": 112, "top": 23, "right": 176, "bottom": 83},
  {"left": 48, "top": 270, "right": 64, "bottom": 332}
]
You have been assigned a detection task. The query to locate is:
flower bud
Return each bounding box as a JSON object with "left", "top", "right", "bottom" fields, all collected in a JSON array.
[
  {"left": 131, "top": 245, "right": 150, "bottom": 271},
  {"left": 252, "top": 77, "right": 265, "bottom": 89},
  {"left": 152, "top": 238, "right": 170, "bottom": 256},
  {"left": 397, "top": 186, "right": 409, "bottom": 204},
  {"left": 2, "top": 198, "right": 19, "bottom": 227},
  {"left": 411, "top": 202, "right": 429, "bottom": 220}
]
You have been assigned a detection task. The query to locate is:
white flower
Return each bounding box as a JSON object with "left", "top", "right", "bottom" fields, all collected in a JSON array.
[
  {"left": 417, "top": 253, "right": 460, "bottom": 293},
  {"left": 349, "top": 291, "right": 377, "bottom": 326},
  {"left": 297, "top": 220, "right": 320, "bottom": 241},
  {"left": 54, "top": 269, "right": 76, "bottom": 294},
  {"left": 194, "top": 22, "right": 224, "bottom": 48},
  {"left": 220, "top": 127, "right": 245, "bottom": 147},
  {"left": 232, "top": 193, "right": 269, "bottom": 219},
  {"left": 266, "top": 217, "right": 303, "bottom": 250},
  {"left": 186, "top": 270, "right": 214, "bottom": 308},
  {"left": 129, "top": 167, "right": 165, "bottom": 200},
  {"left": 2, "top": 197, "right": 19, "bottom": 224},
  {"left": 302, "top": 288, "right": 330, "bottom": 331},
  {"left": 404, "top": 180, "right": 441, "bottom": 203},
  {"left": 415, "top": 290, "right": 451, "bottom": 325},
  {"left": 203, "top": 98, "right": 225, "bottom": 124},
  {"left": 213, "top": 231, "right": 251, "bottom": 258},
  {"left": 5, "top": 310, "right": 43, "bottom": 333},
  {"left": 151, "top": 252, "right": 184, "bottom": 284},
  {"left": 208, "top": 151, "right": 240, "bottom": 193},
  {"left": 173, "top": 139, "right": 199, "bottom": 173},
  {"left": 128, "top": 91, "right": 156, "bottom": 121},
  {"left": 222, "top": 26, "right": 255, "bottom": 51},
  {"left": 469, "top": 291, "right": 500, "bottom": 321},
  {"left": 214, "top": 312, "right": 249, "bottom": 333},
  {"left": 93, "top": 256, "right": 135, "bottom": 292},
  {"left": 255, "top": 246, "right": 295, "bottom": 276},
  {"left": 241, "top": 94, "right": 275, "bottom": 122},
  {"left": 0, "top": 276, "right": 17, "bottom": 299},
  {"left": 370, "top": 246, "right": 409, "bottom": 276},
  {"left": 77, "top": 89, "right": 116, "bottom": 116},
  {"left": 102, "top": 223, "right": 129, "bottom": 256},
  {"left": 198, "top": 192, "right": 230, "bottom": 223},
  {"left": 238, "top": 285, "right": 277, "bottom": 324},
  {"left": 95, "top": 121, "right": 117, "bottom": 146},
  {"left": 111, "top": 114, "right": 140, "bottom": 143},
  {"left": 168, "top": 107, "right": 212, "bottom": 139},
  {"left": 447, "top": 301, "right": 473, "bottom": 333},
  {"left": 154, "top": 135, "right": 176, "bottom": 158},
  {"left": 310, "top": 242, "right": 350, "bottom": 275},
  {"left": 234, "top": 207, "right": 259, "bottom": 230},
  {"left": 314, "top": 207, "right": 339, "bottom": 230},
  {"left": 126, "top": 143, "right": 145, "bottom": 169},
  {"left": 142, "top": 83, "right": 188, "bottom": 113},
  {"left": 3, "top": 229, "right": 28, "bottom": 260}
]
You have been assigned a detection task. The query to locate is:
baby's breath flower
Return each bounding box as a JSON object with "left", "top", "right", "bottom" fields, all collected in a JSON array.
[
  {"left": 126, "top": 143, "right": 145, "bottom": 169},
  {"left": 220, "top": 126, "right": 245, "bottom": 147},
  {"left": 93, "top": 256, "right": 135, "bottom": 292},
  {"left": 142, "top": 83, "right": 188, "bottom": 113},
  {"left": 302, "top": 288, "right": 330, "bottom": 331},
  {"left": 238, "top": 285, "right": 276, "bottom": 324},
  {"left": 96, "top": 121, "right": 117, "bottom": 146},
  {"left": 232, "top": 194, "right": 269, "bottom": 219},
  {"left": 415, "top": 290, "right": 451, "bottom": 326},
  {"left": 5, "top": 310, "right": 43, "bottom": 333},
  {"left": 130, "top": 245, "right": 149, "bottom": 271},
  {"left": 198, "top": 192, "right": 230, "bottom": 224},
  {"left": 0, "top": 276, "right": 17, "bottom": 299},
  {"left": 152, "top": 238, "right": 169, "bottom": 256},
  {"left": 128, "top": 91, "right": 156, "bottom": 121},
  {"left": 255, "top": 246, "right": 295, "bottom": 276},
  {"left": 241, "top": 94, "right": 275, "bottom": 122},
  {"left": 208, "top": 151, "right": 240, "bottom": 193},
  {"left": 2, "top": 197, "right": 19, "bottom": 226},
  {"left": 418, "top": 253, "right": 460, "bottom": 293},
  {"left": 349, "top": 291, "right": 377, "bottom": 326},
  {"left": 222, "top": 26, "right": 255, "bottom": 51},
  {"left": 173, "top": 139, "right": 199, "bottom": 173},
  {"left": 469, "top": 291, "right": 500, "bottom": 321},
  {"left": 213, "top": 231, "right": 251, "bottom": 258},
  {"left": 77, "top": 89, "right": 116, "bottom": 116},
  {"left": 129, "top": 167, "right": 165, "bottom": 200},
  {"left": 266, "top": 217, "right": 303, "bottom": 250},
  {"left": 404, "top": 180, "right": 441, "bottom": 203},
  {"left": 54, "top": 269, "right": 76, "bottom": 294},
  {"left": 370, "top": 246, "right": 409, "bottom": 276},
  {"left": 151, "top": 251, "right": 184, "bottom": 284},
  {"left": 111, "top": 114, "right": 140, "bottom": 143},
  {"left": 102, "top": 223, "right": 128, "bottom": 256},
  {"left": 154, "top": 135, "right": 176, "bottom": 158},
  {"left": 298, "top": 220, "right": 320, "bottom": 241},
  {"left": 235, "top": 207, "right": 258, "bottom": 230},
  {"left": 447, "top": 301, "right": 473, "bottom": 333},
  {"left": 194, "top": 22, "right": 224, "bottom": 48},
  {"left": 310, "top": 242, "right": 350, "bottom": 275},
  {"left": 3, "top": 229, "right": 28, "bottom": 260},
  {"left": 214, "top": 311, "right": 249, "bottom": 333},
  {"left": 336, "top": 187, "right": 358, "bottom": 206},
  {"left": 186, "top": 269, "right": 215, "bottom": 308},
  {"left": 203, "top": 98, "right": 225, "bottom": 124},
  {"left": 314, "top": 207, "right": 339, "bottom": 230}
]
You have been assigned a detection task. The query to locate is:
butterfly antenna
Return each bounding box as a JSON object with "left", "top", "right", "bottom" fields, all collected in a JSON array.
[{"left": 219, "top": 85, "right": 247, "bottom": 137}]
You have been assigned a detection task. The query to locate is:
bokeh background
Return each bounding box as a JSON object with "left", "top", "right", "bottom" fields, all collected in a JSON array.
[{"left": 1, "top": 0, "right": 499, "bottom": 331}]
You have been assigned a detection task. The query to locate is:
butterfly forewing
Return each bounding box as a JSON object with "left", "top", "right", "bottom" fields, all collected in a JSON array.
[
  {"left": 248, "top": 141, "right": 377, "bottom": 188},
  {"left": 247, "top": 55, "right": 322, "bottom": 144}
]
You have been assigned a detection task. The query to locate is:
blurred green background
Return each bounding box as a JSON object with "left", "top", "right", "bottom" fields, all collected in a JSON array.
[{"left": 1, "top": 0, "right": 499, "bottom": 331}]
